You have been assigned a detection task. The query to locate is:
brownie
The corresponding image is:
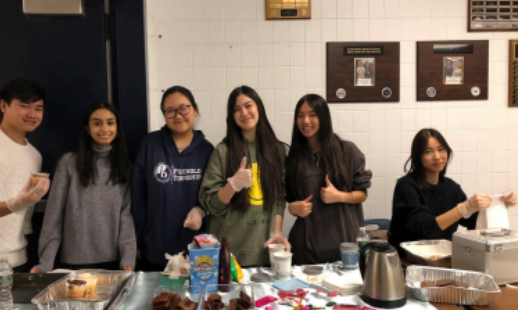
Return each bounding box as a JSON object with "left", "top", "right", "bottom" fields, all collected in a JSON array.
[
  {"left": 214, "top": 301, "right": 225, "bottom": 310},
  {"left": 208, "top": 294, "right": 222, "bottom": 303},
  {"left": 204, "top": 301, "right": 212, "bottom": 310},
  {"left": 236, "top": 303, "right": 248, "bottom": 310},
  {"left": 420, "top": 281, "right": 437, "bottom": 288},
  {"left": 454, "top": 281, "right": 469, "bottom": 288},
  {"left": 436, "top": 279, "right": 454, "bottom": 287},
  {"left": 153, "top": 293, "right": 172, "bottom": 307},
  {"left": 230, "top": 298, "right": 239, "bottom": 310},
  {"left": 238, "top": 291, "right": 251, "bottom": 308},
  {"left": 170, "top": 294, "right": 182, "bottom": 310},
  {"left": 178, "top": 297, "right": 197, "bottom": 310}
]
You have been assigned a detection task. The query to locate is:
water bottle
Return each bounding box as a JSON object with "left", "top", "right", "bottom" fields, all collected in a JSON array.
[
  {"left": 0, "top": 259, "right": 13, "bottom": 310},
  {"left": 356, "top": 227, "right": 370, "bottom": 249}
]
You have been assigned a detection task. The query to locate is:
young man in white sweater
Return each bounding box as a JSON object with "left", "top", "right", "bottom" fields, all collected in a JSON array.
[{"left": 0, "top": 79, "right": 50, "bottom": 272}]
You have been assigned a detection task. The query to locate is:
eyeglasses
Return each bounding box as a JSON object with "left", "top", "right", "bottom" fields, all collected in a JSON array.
[{"left": 163, "top": 105, "right": 191, "bottom": 119}]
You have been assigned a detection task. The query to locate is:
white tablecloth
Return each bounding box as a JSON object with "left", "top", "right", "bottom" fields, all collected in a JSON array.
[
  {"left": 238, "top": 262, "right": 437, "bottom": 310},
  {"left": 13, "top": 262, "right": 437, "bottom": 310}
]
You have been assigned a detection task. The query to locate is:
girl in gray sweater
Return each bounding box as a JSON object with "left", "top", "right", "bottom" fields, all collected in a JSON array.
[{"left": 32, "top": 102, "right": 136, "bottom": 273}]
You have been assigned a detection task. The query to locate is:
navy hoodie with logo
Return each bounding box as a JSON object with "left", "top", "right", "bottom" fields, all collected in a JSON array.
[{"left": 132, "top": 126, "right": 214, "bottom": 266}]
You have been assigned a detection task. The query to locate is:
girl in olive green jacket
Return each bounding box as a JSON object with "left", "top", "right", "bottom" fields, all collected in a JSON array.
[{"left": 199, "top": 86, "right": 289, "bottom": 267}]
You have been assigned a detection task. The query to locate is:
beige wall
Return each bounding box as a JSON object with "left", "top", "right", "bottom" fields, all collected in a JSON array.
[{"left": 145, "top": 0, "right": 518, "bottom": 232}]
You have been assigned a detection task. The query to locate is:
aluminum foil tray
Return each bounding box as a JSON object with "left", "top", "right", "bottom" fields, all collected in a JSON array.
[
  {"left": 31, "top": 270, "right": 135, "bottom": 310},
  {"left": 406, "top": 266, "right": 501, "bottom": 306},
  {"left": 400, "top": 239, "right": 452, "bottom": 268}
]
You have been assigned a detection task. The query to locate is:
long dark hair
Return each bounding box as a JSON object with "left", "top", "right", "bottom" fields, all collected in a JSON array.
[
  {"left": 76, "top": 102, "right": 131, "bottom": 187},
  {"left": 286, "top": 94, "right": 350, "bottom": 200},
  {"left": 404, "top": 128, "right": 453, "bottom": 189},
  {"left": 224, "top": 86, "right": 284, "bottom": 213}
]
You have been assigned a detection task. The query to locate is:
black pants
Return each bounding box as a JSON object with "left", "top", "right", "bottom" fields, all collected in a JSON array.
[
  {"left": 58, "top": 261, "right": 120, "bottom": 271},
  {"left": 137, "top": 254, "right": 165, "bottom": 272},
  {"left": 13, "top": 263, "right": 29, "bottom": 273}
]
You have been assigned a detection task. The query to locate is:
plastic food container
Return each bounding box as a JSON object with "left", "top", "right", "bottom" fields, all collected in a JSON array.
[
  {"left": 400, "top": 239, "right": 452, "bottom": 268},
  {"left": 146, "top": 285, "right": 203, "bottom": 310},
  {"left": 203, "top": 284, "right": 255, "bottom": 310},
  {"left": 406, "top": 266, "right": 501, "bottom": 306}
]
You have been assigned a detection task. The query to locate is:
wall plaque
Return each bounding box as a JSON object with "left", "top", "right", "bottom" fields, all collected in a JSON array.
[
  {"left": 468, "top": 0, "right": 518, "bottom": 32},
  {"left": 416, "top": 40, "right": 489, "bottom": 101},
  {"left": 266, "top": 0, "right": 311, "bottom": 20},
  {"left": 509, "top": 40, "right": 518, "bottom": 107},
  {"left": 326, "top": 42, "right": 400, "bottom": 103}
]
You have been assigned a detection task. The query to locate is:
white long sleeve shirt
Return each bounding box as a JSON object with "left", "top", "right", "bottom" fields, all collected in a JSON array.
[{"left": 0, "top": 127, "right": 41, "bottom": 267}]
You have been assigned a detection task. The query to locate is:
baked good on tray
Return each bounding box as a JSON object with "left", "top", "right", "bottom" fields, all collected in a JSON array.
[
  {"left": 420, "top": 279, "right": 471, "bottom": 289},
  {"left": 152, "top": 293, "right": 198, "bottom": 310},
  {"left": 204, "top": 291, "right": 252, "bottom": 310},
  {"left": 77, "top": 273, "right": 98, "bottom": 294},
  {"left": 66, "top": 280, "right": 87, "bottom": 298},
  {"left": 420, "top": 281, "right": 437, "bottom": 288}
]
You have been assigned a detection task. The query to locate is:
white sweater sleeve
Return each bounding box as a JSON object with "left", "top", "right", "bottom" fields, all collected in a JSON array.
[{"left": 22, "top": 204, "right": 35, "bottom": 234}]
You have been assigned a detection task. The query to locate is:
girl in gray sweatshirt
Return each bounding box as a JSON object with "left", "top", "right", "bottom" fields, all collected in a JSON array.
[{"left": 32, "top": 102, "right": 136, "bottom": 273}]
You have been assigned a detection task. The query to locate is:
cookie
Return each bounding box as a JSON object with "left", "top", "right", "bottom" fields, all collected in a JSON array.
[
  {"left": 436, "top": 279, "right": 454, "bottom": 287},
  {"left": 420, "top": 281, "right": 437, "bottom": 288},
  {"left": 454, "top": 281, "right": 469, "bottom": 288}
]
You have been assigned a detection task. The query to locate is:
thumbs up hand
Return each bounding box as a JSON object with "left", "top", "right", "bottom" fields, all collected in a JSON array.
[
  {"left": 227, "top": 157, "right": 253, "bottom": 192},
  {"left": 288, "top": 195, "right": 313, "bottom": 218},
  {"left": 320, "top": 175, "right": 343, "bottom": 204}
]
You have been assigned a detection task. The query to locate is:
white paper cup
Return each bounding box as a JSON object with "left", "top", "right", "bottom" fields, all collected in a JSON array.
[
  {"left": 273, "top": 251, "right": 293, "bottom": 280},
  {"left": 268, "top": 243, "right": 286, "bottom": 270}
]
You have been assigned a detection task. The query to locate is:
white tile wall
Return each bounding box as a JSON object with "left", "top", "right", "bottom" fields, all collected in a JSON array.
[{"left": 145, "top": 0, "right": 518, "bottom": 231}]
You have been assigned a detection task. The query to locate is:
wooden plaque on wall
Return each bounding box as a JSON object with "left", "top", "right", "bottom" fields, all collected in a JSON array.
[
  {"left": 326, "top": 42, "right": 400, "bottom": 103},
  {"left": 416, "top": 40, "right": 488, "bottom": 101},
  {"left": 509, "top": 40, "right": 518, "bottom": 107},
  {"left": 265, "top": 0, "right": 311, "bottom": 19},
  {"left": 468, "top": 1, "right": 518, "bottom": 32}
]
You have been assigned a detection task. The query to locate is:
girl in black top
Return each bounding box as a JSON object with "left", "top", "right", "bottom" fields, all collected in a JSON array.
[
  {"left": 389, "top": 129, "right": 516, "bottom": 256},
  {"left": 286, "top": 94, "right": 372, "bottom": 264}
]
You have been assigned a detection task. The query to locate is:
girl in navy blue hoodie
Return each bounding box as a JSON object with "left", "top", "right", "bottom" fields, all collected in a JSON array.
[{"left": 132, "top": 86, "right": 214, "bottom": 271}]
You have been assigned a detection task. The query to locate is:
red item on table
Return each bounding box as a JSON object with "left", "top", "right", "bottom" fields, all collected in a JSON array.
[{"left": 277, "top": 290, "right": 309, "bottom": 304}]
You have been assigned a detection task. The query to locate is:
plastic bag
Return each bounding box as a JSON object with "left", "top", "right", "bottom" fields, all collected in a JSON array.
[
  {"left": 476, "top": 194, "right": 510, "bottom": 229},
  {"left": 230, "top": 253, "right": 243, "bottom": 283}
]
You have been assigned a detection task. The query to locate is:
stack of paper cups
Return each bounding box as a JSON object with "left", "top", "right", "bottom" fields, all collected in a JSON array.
[{"left": 268, "top": 244, "right": 285, "bottom": 270}]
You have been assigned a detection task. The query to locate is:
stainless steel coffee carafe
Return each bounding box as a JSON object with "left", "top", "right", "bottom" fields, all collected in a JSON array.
[{"left": 359, "top": 242, "right": 406, "bottom": 308}]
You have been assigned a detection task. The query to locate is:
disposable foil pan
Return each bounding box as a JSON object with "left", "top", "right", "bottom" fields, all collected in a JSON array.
[
  {"left": 400, "top": 239, "right": 452, "bottom": 268},
  {"left": 31, "top": 270, "right": 135, "bottom": 310},
  {"left": 406, "top": 266, "right": 501, "bottom": 306}
]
